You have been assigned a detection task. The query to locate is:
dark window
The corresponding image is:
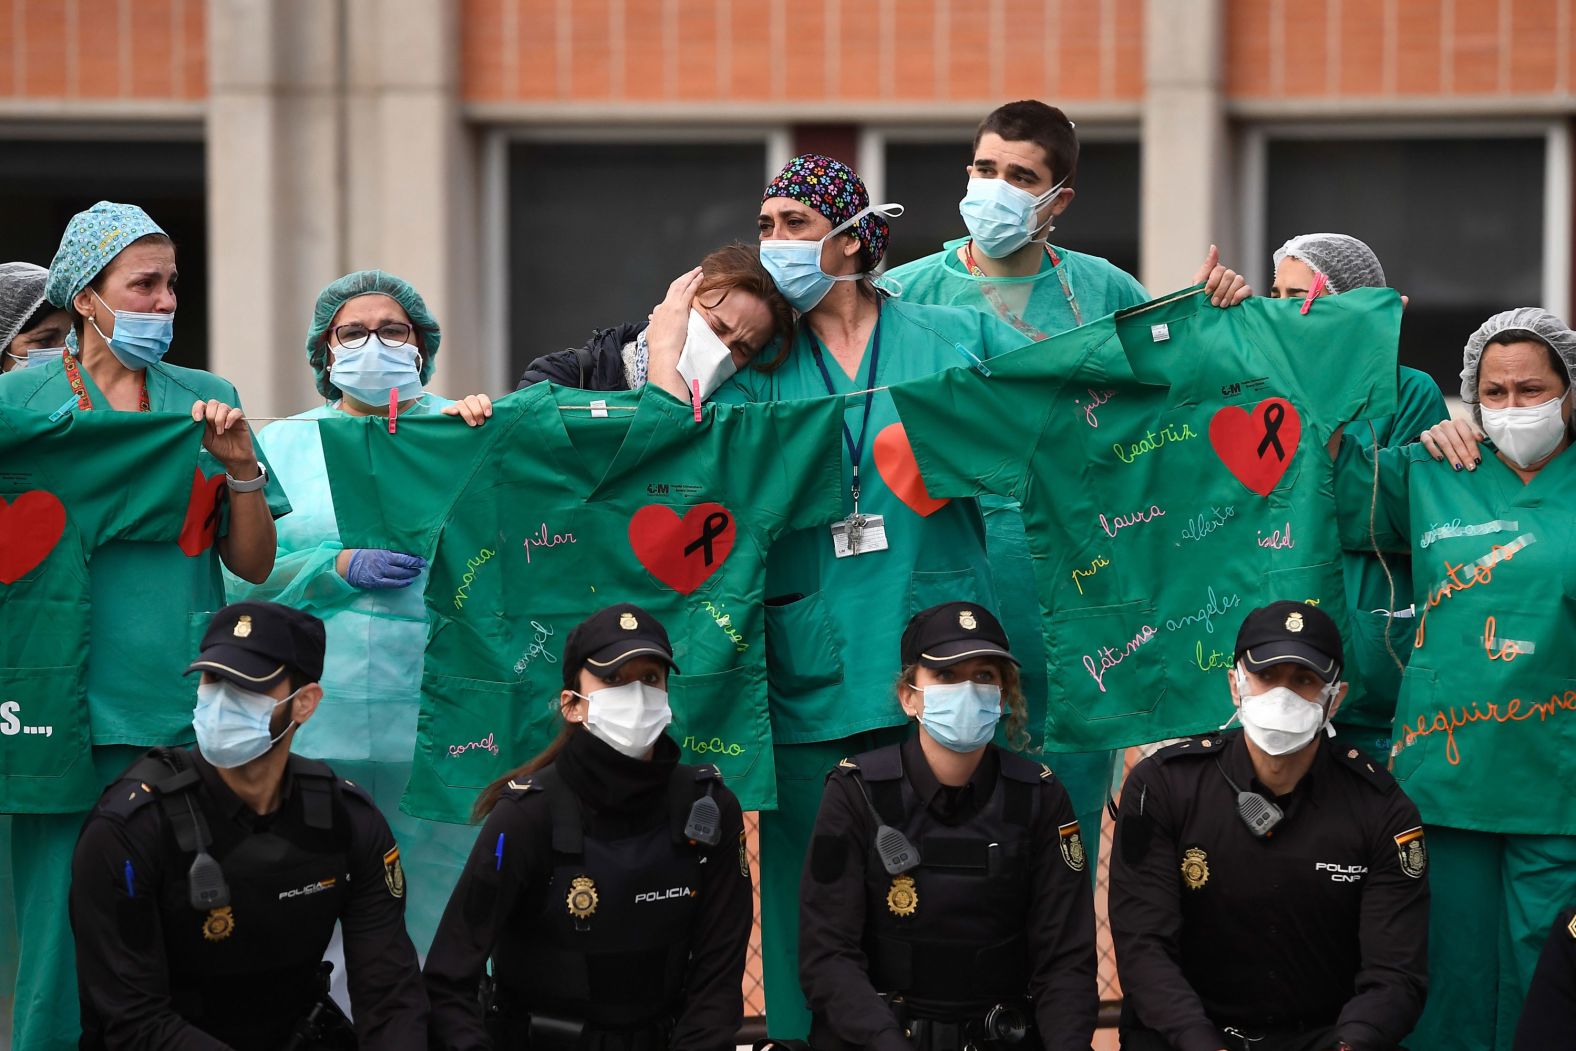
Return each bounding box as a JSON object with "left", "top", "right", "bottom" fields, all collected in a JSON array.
[
  {"left": 506, "top": 140, "right": 766, "bottom": 381},
  {"left": 1265, "top": 136, "right": 1546, "bottom": 394},
  {"left": 882, "top": 138, "right": 1142, "bottom": 278},
  {"left": 0, "top": 139, "right": 207, "bottom": 371}
]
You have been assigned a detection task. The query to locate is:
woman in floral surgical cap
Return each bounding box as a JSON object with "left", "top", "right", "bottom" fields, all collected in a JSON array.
[{"left": 647, "top": 155, "right": 1031, "bottom": 1040}]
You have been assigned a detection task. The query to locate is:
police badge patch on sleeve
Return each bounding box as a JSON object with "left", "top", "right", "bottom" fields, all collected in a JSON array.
[
  {"left": 1393, "top": 827, "right": 1427, "bottom": 879},
  {"left": 1058, "top": 820, "right": 1086, "bottom": 872},
  {"left": 383, "top": 845, "right": 406, "bottom": 898}
]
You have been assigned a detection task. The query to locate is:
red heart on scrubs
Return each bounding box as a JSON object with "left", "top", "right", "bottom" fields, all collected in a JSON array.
[
  {"left": 0, "top": 491, "right": 67, "bottom": 584},
  {"left": 874, "top": 423, "right": 949, "bottom": 518},
  {"left": 178, "top": 469, "right": 228, "bottom": 557},
  {"left": 629, "top": 502, "right": 736, "bottom": 595},
  {"left": 1208, "top": 398, "right": 1302, "bottom": 497}
]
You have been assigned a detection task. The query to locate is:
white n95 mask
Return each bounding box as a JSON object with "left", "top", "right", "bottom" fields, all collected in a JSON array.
[
  {"left": 1233, "top": 665, "right": 1335, "bottom": 757},
  {"left": 578, "top": 681, "right": 672, "bottom": 758},
  {"left": 676, "top": 309, "right": 739, "bottom": 402},
  {"left": 1481, "top": 392, "right": 1570, "bottom": 469}
]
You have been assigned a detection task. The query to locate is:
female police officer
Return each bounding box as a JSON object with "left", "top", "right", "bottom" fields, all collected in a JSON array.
[
  {"left": 797, "top": 602, "right": 1098, "bottom": 1051},
  {"left": 423, "top": 603, "right": 753, "bottom": 1051}
]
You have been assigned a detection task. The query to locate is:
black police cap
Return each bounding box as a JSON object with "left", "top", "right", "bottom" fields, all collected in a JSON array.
[
  {"left": 184, "top": 601, "right": 326, "bottom": 691},
  {"left": 900, "top": 601, "right": 1019, "bottom": 669},
  {"left": 1234, "top": 600, "right": 1342, "bottom": 683},
  {"left": 560, "top": 603, "right": 679, "bottom": 688}
]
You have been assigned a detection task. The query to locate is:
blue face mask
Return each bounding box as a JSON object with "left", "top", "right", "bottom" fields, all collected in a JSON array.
[
  {"left": 25, "top": 347, "right": 66, "bottom": 369},
  {"left": 958, "top": 176, "right": 1068, "bottom": 259},
  {"left": 329, "top": 341, "right": 424, "bottom": 407},
  {"left": 89, "top": 289, "right": 175, "bottom": 369},
  {"left": 914, "top": 680, "right": 1002, "bottom": 753},
  {"left": 193, "top": 680, "right": 297, "bottom": 769},
  {"left": 760, "top": 203, "right": 904, "bottom": 312}
]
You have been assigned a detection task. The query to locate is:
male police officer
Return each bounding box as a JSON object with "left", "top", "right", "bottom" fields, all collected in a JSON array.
[
  {"left": 69, "top": 601, "right": 427, "bottom": 1049},
  {"left": 1109, "top": 601, "right": 1429, "bottom": 1051}
]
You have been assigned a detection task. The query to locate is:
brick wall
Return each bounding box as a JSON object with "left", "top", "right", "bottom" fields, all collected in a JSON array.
[{"left": 0, "top": 0, "right": 205, "bottom": 101}]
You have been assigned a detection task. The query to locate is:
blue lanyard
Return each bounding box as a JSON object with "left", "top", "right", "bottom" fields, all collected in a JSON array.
[{"left": 809, "top": 308, "right": 882, "bottom": 505}]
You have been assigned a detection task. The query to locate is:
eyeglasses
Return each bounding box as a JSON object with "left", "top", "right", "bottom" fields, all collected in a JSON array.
[{"left": 332, "top": 322, "right": 413, "bottom": 350}]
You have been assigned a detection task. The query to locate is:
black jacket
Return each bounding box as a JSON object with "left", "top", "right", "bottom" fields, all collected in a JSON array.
[{"left": 516, "top": 322, "right": 646, "bottom": 391}]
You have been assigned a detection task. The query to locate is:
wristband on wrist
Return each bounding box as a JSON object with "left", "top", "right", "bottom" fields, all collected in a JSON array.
[{"left": 225, "top": 462, "right": 268, "bottom": 493}]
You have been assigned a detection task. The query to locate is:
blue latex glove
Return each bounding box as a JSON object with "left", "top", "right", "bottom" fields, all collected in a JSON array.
[{"left": 344, "top": 549, "right": 428, "bottom": 589}]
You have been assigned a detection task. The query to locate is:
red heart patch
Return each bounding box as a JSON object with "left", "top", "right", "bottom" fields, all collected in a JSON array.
[
  {"left": 178, "top": 469, "right": 228, "bottom": 557},
  {"left": 1208, "top": 398, "right": 1302, "bottom": 497},
  {"left": 629, "top": 502, "right": 736, "bottom": 595},
  {"left": 0, "top": 491, "right": 67, "bottom": 584},
  {"left": 873, "top": 423, "right": 949, "bottom": 518}
]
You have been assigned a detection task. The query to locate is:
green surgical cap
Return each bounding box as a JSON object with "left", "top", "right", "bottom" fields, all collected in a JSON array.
[
  {"left": 306, "top": 270, "right": 441, "bottom": 399},
  {"left": 46, "top": 201, "right": 167, "bottom": 308}
]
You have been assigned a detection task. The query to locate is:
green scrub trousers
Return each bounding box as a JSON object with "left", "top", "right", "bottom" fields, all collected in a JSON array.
[{"left": 1408, "top": 827, "right": 1576, "bottom": 1051}]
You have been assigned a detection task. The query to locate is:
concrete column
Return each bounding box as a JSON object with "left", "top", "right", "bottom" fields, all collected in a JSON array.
[
  {"left": 343, "top": 0, "right": 489, "bottom": 398},
  {"left": 1140, "top": 0, "right": 1232, "bottom": 296},
  {"left": 207, "top": 0, "right": 346, "bottom": 420}
]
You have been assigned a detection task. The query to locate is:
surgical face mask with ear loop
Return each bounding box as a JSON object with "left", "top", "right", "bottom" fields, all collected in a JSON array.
[
  {"left": 958, "top": 175, "right": 1069, "bottom": 259},
  {"left": 1481, "top": 391, "right": 1571, "bottom": 469},
  {"left": 913, "top": 680, "right": 1002, "bottom": 753},
  {"left": 329, "top": 341, "right": 424, "bottom": 406},
  {"left": 676, "top": 308, "right": 739, "bottom": 402},
  {"left": 759, "top": 203, "right": 905, "bottom": 313},
  {"left": 89, "top": 288, "right": 175, "bottom": 370},
  {"left": 576, "top": 680, "right": 673, "bottom": 759},
  {"left": 24, "top": 347, "right": 66, "bottom": 369},
  {"left": 1231, "top": 665, "right": 1336, "bottom": 757},
  {"left": 192, "top": 681, "right": 299, "bottom": 769}
]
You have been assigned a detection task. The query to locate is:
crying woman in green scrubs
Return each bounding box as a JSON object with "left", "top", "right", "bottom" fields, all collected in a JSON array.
[{"left": 1331, "top": 307, "right": 1576, "bottom": 1051}]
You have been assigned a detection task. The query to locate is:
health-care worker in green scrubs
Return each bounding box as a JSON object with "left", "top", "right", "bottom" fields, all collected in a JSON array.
[
  {"left": 881, "top": 99, "right": 1249, "bottom": 881},
  {"left": 0, "top": 200, "right": 289, "bottom": 1051},
  {"left": 652, "top": 153, "right": 1028, "bottom": 1037},
  {"left": 1331, "top": 307, "right": 1576, "bottom": 1051},
  {"left": 1268, "top": 232, "right": 1447, "bottom": 760},
  {"left": 223, "top": 270, "right": 493, "bottom": 982}
]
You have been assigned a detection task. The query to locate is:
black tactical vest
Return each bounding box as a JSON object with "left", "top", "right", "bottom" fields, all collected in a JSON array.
[
  {"left": 492, "top": 762, "right": 719, "bottom": 1031},
  {"left": 116, "top": 748, "right": 351, "bottom": 1046},
  {"left": 854, "top": 744, "right": 1042, "bottom": 1017}
]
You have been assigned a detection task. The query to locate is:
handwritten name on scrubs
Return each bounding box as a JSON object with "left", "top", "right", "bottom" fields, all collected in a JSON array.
[
  {"left": 1083, "top": 624, "right": 1159, "bottom": 693},
  {"left": 1192, "top": 640, "right": 1234, "bottom": 673},
  {"left": 513, "top": 620, "right": 558, "bottom": 676},
  {"left": 1099, "top": 505, "right": 1165, "bottom": 539},
  {"left": 1419, "top": 518, "right": 1519, "bottom": 550},
  {"left": 682, "top": 735, "right": 746, "bottom": 757},
  {"left": 451, "top": 547, "right": 496, "bottom": 610},
  {"left": 448, "top": 731, "right": 500, "bottom": 758},
  {"left": 1164, "top": 585, "right": 1241, "bottom": 636},
  {"left": 700, "top": 600, "right": 749, "bottom": 653},
  {"left": 1075, "top": 388, "right": 1115, "bottom": 428},
  {"left": 1257, "top": 522, "right": 1295, "bottom": 549},
  {"left": 524, "top": 522, "right": 577, "bottom": 564},
  {"left": 1394, "top": 688, "right": 1576, "bottom": 766},
  {"left": 1482, "top": 615, "right": 1535, "bottom": 662},
  {"left": 1178, "top": 504, "right": 1235, "bottom": 544},
  {"left": 1414, "top": 534, "right": 1536, "bottom": 647},
  {"left": 1112, "top": 422, "right": 1198, "bottom": 465},
  {"left": 1071, "top": 556, "right": 1110, "bottom": 595}
]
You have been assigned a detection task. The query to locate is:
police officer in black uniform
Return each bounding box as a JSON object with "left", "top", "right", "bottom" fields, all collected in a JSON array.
[
  {"left": 423, "top": 602, "right": 753, "bottom": 1051},
  {"left": 69, "top": 600, "right": 428, "bottom": 1049},
  {"left": 798, "top": 601, "right": 1098, "bottom": 1051},
  {"left": 1109, "top": 601, "right": 1430, "bottom": 1051}
]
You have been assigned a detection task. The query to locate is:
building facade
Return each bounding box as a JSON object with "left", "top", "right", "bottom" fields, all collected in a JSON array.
[{"left": 1, "top": 0, "right": 1569, "bottom": 417}]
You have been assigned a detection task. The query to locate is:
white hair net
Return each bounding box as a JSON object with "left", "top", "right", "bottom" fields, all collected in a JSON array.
[
  {"left": 1460, "top": 307, "right": 1576, "bottom": 404},
  {"left": 0, "top": 262, "right": 50, "bottom": 353},
  {"left": 1272, "top": 233, "right": 1386, "bottom": 294}
]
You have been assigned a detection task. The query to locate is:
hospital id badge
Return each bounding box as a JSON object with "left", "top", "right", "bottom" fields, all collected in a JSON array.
[{"left": 831, "top": 513, "right": 888, "bottom": 558}]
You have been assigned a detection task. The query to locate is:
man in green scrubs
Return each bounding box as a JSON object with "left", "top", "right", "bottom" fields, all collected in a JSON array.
[
  {"left": 884, "top": 101, "right": 1151, "bottom": 881},
  {"left": 1266, "top": 233, "right": 1448, "bottom": 760},
  {"left": 0, "top": 202, "right": 289, "bottom": 1050}
]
